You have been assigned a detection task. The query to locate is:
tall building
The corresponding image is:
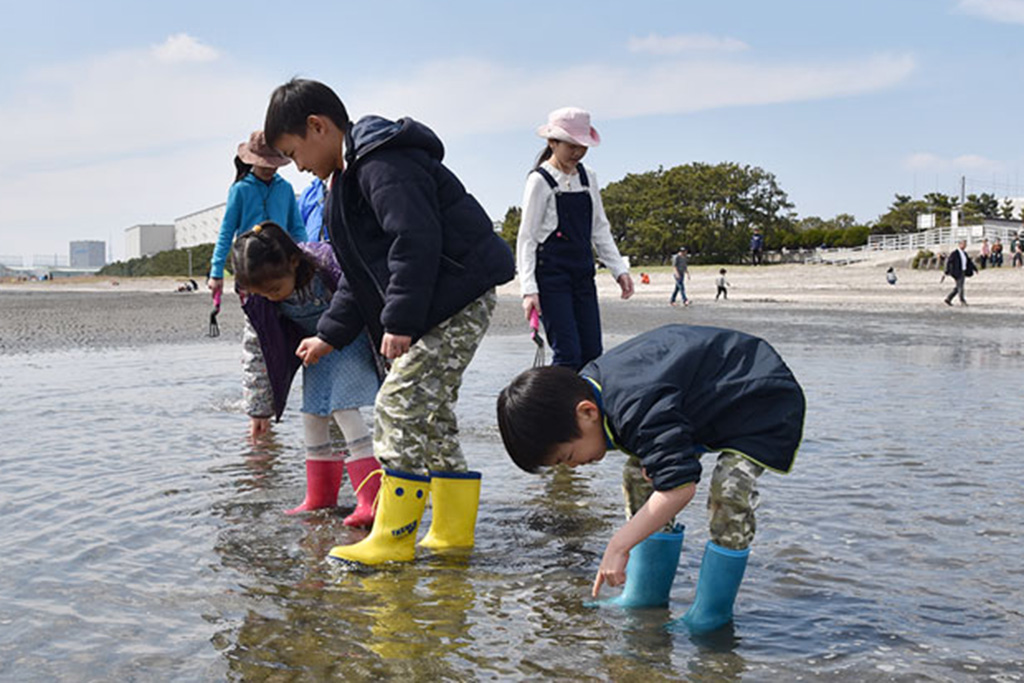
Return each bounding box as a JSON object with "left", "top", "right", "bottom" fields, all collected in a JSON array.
[
  {"left": 70, "top": 240, "right": 106, "bottom": 268},
  {"left": 175, "top": 203, "right": 226, "bottom": 249},
  {"left": 125, "top": 224, "right": 175, "bottom": 259}
]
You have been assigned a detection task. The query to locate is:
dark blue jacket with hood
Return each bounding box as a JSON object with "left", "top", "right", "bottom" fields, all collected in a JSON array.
[
  {"left": 581, "top": 324, "right": 805, "bottom": 492},
  {"left": 317, "top": 115, "right": 515, "bottom": 350}
]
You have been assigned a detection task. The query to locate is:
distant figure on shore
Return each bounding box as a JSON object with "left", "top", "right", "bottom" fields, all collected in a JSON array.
[
  {"left": 943, "top": 239, "right": 976, "bottom": 306},
  {"left": 750, "top": 227, "right": 765, "bottom": 266},
  {"left": 640, "top": 272, "right": 651, "bottom": 285},
  {"left": 207, "top": 131, "right": 306, "bottom": 298},
  {"left": 1013, "top": 234, "right": 1024, "bottom": 268},
  {"left": 715, "top": 268, "right": 731, "bottom": 299},
  {"left": 670, "top": 247, "right": 691, "bottom": 307},
  {"left": 886, "top": 267, "right": 897, "bottom": 285},
  {"left": 979, "top": 238, "right": 990, "bottom": 269},
  {"left": 991, "top": 238, "right": 1004, "bottom": 267}
]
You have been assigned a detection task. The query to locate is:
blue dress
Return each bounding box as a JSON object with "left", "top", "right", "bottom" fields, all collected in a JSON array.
[{"left": 279, "top": 275, "right": 380, "bottom": 415}]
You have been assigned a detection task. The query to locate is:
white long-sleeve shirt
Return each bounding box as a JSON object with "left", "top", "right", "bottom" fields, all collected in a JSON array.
[{"left": 516, "top": 161, "right": 629, "bottom": 296}]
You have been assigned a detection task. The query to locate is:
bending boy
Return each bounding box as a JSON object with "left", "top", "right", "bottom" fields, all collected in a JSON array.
[
  {"left": 497, "top": 324, "right": 805, "bottom": 632},
  {"left": 264, "top": 79, "right": 515, "bottom": 567}
]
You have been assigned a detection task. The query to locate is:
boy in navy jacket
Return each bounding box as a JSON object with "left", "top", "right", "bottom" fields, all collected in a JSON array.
[
  {"left": 264, "top": 79, "right": 515, "bottom": 568},
  {"left": 497, "top": 324, "right": 805, "bottom": 632}
]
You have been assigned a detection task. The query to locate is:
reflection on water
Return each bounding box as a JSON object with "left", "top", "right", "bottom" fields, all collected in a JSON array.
[{"left": 2, "top": 313, "right": 1024, "bottom": 680}]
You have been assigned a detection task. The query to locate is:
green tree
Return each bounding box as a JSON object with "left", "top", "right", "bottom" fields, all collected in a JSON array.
[
  {"left": 601, "top": 162, "right": 794, "bottom": 264},
  {"left": 1001, "top": 198, "right": 1016, "bottom": 220},
  {"left": 499, "top": 206, "right": 522, "bottom": 251}
]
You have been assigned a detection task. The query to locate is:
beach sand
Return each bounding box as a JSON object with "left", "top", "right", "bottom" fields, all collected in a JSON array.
[{"left": 2, "top": 256, "right": 1022, "bottom": 355}]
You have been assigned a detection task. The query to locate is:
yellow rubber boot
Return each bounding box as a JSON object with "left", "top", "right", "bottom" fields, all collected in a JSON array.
[
  {"left": 418, "top": 471, "right": 482, "bottom": 550},
  {"left": 328, "top": 469, "right": 430, "bottom": 567}
]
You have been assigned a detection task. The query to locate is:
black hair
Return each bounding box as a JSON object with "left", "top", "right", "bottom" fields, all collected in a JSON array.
[
  {"left": 264, "top": 78, "right": 350, "bottom": 148},
  {"left": 233, "top": 155, "right": 253, "bottom": 184},
  {"left": 719, "top": 268, "right": 727, "bottom": 274},
  {"left": 532, "top": 144, "right": 554, "bottom": 171},
  {"left": 230, "top": 221, "right": 318, "bottom": 293},
  {"left": 496, "top": 366, "right": 594, "bottom": 473}
]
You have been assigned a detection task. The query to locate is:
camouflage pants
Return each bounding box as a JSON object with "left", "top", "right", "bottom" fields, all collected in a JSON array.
[
  {"left": 623, "top": 451, "right": 764, "bottom": 550},
  {"left": 374, "top": 290, "right": 496, "bottom": 475}
]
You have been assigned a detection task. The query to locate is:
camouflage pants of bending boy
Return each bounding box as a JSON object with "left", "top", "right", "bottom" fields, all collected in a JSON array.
[
  {"left": 374, "top": 290, "right": 496, "bottom": 474},
  {"left": 623, "top": 452, "right": 765, "bottom": 550}
]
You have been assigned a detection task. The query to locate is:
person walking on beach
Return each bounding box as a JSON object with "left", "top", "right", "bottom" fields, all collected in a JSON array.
[
  {"left": 496, "top": 325, "right": 806, "bottom": 633},
  {"left": 207, "top": 132, "right": 306, "bottom": 298},
  {"left": 750, "top": 227, "right": 765, "bottom": 265},
  {"left": 232, "top": 222, "right": 383, "bottom": 524},
  {"left": 943, "top": 239, "right": 976, "bottom": 306},
  {"left": 670, "top": 247, "right": 691, "bottom": 306},
  {"left": 263, "top": 78, "right": 515, "bottom": 567},
  {"left": 516, "top": 107, "right": 634, "bottom": 370},
  {"left": 715, "top": 268, "right": 730, "bottom": 300}
]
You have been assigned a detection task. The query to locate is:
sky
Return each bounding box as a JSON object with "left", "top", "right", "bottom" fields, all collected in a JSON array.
[{"left": 2, "top": 0, "right": 1024, "bottom": 264}]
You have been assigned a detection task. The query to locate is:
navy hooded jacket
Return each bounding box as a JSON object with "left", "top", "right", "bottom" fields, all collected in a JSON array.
[
  {"left": 581, "top": 325, "right": 805, "bottom": 492},
  {"left": 316, "top": 115, "right": 515, "bottom": 350}
]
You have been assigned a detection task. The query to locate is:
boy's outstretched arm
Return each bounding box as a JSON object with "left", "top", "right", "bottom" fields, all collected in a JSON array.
[{"left": 592, "top": 484, "right": 695, "bottom": 597}]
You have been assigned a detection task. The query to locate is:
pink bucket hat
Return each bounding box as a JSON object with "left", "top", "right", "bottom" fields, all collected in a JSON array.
[
  {"left": 237, "top": 130, "right": 292, "bottom": 168},
  {"left": 536, "top": 107, "right": 601, "bottom": 147}
]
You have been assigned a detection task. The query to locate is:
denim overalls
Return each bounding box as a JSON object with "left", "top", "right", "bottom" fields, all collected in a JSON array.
[{"left": 534, "top": 163, "right": 602, "bottom": 370}]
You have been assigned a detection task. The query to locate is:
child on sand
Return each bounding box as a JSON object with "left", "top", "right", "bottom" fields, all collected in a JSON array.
[
  {"left": 715, "top": 268, "right": 730, "bottom": 300},
  {"left": 232, "top": 222, "right": 383, "bottom": 526},
  {"left": 263, "top": 78, "right": 516, "bottom": 566},
  {"left": 497, "top": 324, "right": 805, "bottom": 633}
]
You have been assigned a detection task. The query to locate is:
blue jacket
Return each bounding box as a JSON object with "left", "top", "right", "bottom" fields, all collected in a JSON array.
[
  {"left": 582, "top": 325, "right": 805, "bottom": 491},
  {"left": 317, "top": 115, "right": 515, "bottom": 349},
  {"left": 299, "top": 177, "right": 327, "bottom": 242},
  {"left": 209, "top": 173, "right": 306, "bottom": 278}
]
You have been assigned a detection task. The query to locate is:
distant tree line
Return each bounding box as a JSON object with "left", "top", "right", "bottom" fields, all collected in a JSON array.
[
  {"left": 499, "top": 162, "right": 1013, "bottom": 265},
  {"left": 99, "top": 244, "right": 216, "bottom": 277},
  {"left": 500, "top": 161, "right": 871, "bottom": 265}
]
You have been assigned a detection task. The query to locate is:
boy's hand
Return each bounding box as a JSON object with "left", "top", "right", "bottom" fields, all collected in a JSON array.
[
  {"left": 617, "top": 273, "right": 634, "bottom": 300},
  {"left": 249, "top": 417, "right": 270, "bottom": 442},
  {"left": 592, "top": 542, "right": 630, "bottom": 597},
  {"left": 381, "top": 333, "right": 412, "bottom": 359},
  {"left": 296, "top": 336, "right": 334, "bottom": 366}
]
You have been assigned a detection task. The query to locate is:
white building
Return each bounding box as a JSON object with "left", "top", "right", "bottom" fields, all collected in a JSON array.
[
  {"left": 70, "top": 240, "right": 106, "bottom": 268},
  {"left": 175, "top": 203, "right": 226, "bottom": 249},
  {"left": 125, "top": 224, "right": 175, "bottom": 259}
]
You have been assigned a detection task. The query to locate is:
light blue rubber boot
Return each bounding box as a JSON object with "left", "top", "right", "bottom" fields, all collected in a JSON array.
[
  {"left": 669, "top": 541, "right": 749, "bottom": 633},
  {"left": 588, "top": 524, "right": 684, "bottom": 608}
]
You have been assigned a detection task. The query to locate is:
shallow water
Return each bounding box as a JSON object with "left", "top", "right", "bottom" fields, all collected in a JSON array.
[{"left": 2, "top": 315, "right": 1024, "bottom": 681}]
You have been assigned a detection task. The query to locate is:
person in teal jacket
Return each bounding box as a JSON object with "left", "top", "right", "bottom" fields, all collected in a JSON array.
[{"left": 207, "top": 131, "right": 306, "bottom": 297}]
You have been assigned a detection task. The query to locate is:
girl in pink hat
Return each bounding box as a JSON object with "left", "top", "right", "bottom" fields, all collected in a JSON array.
[{"left": 517, "top": 107, "right": 634, "bottom": 370}]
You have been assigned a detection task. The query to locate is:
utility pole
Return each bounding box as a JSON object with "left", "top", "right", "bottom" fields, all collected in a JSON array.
[{"left": 960, "top": 175, "right": 966, "bottom": 205}]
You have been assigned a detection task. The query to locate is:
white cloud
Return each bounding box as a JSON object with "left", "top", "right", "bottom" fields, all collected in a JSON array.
[
  {"left": 903, "top": 152, "right": 1005, "bottom": 172},
  {"left": 350, "top": 53, "right": 916, "bottom": 138},
  {"left": 956, "top": 0, "right": 1024, "bottom": 23},
  {"left": 628, "top": 33, "right": 749, "bottom": 55},
  {"left": 152, "top": 33, "right": 220, "bottom": 63}
]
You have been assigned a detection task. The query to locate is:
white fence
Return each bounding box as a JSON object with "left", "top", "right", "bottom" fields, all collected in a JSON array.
[{"left": 866, "top": 224, "right": 1019, "bottom": 251}]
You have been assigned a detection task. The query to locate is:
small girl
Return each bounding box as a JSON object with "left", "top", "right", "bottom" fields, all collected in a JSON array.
[
  {"left": 231, "top": 221, "right": 384, "bottom": 525},
  {"left": 715, "top": 268, "right": 730, "bottom": 300}
]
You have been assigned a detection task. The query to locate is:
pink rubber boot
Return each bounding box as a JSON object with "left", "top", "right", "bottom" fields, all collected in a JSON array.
[
  {"left": 343, "top": 455, "right": 383, "bottom": 527},
  {"left": 286, "top": 459, "right": 345, "bottom": 515}
]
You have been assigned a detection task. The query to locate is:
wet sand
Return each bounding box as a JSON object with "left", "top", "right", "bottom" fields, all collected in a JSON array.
[{"left": 2, "top": 261, "right": 1023, "bottom": 354}]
